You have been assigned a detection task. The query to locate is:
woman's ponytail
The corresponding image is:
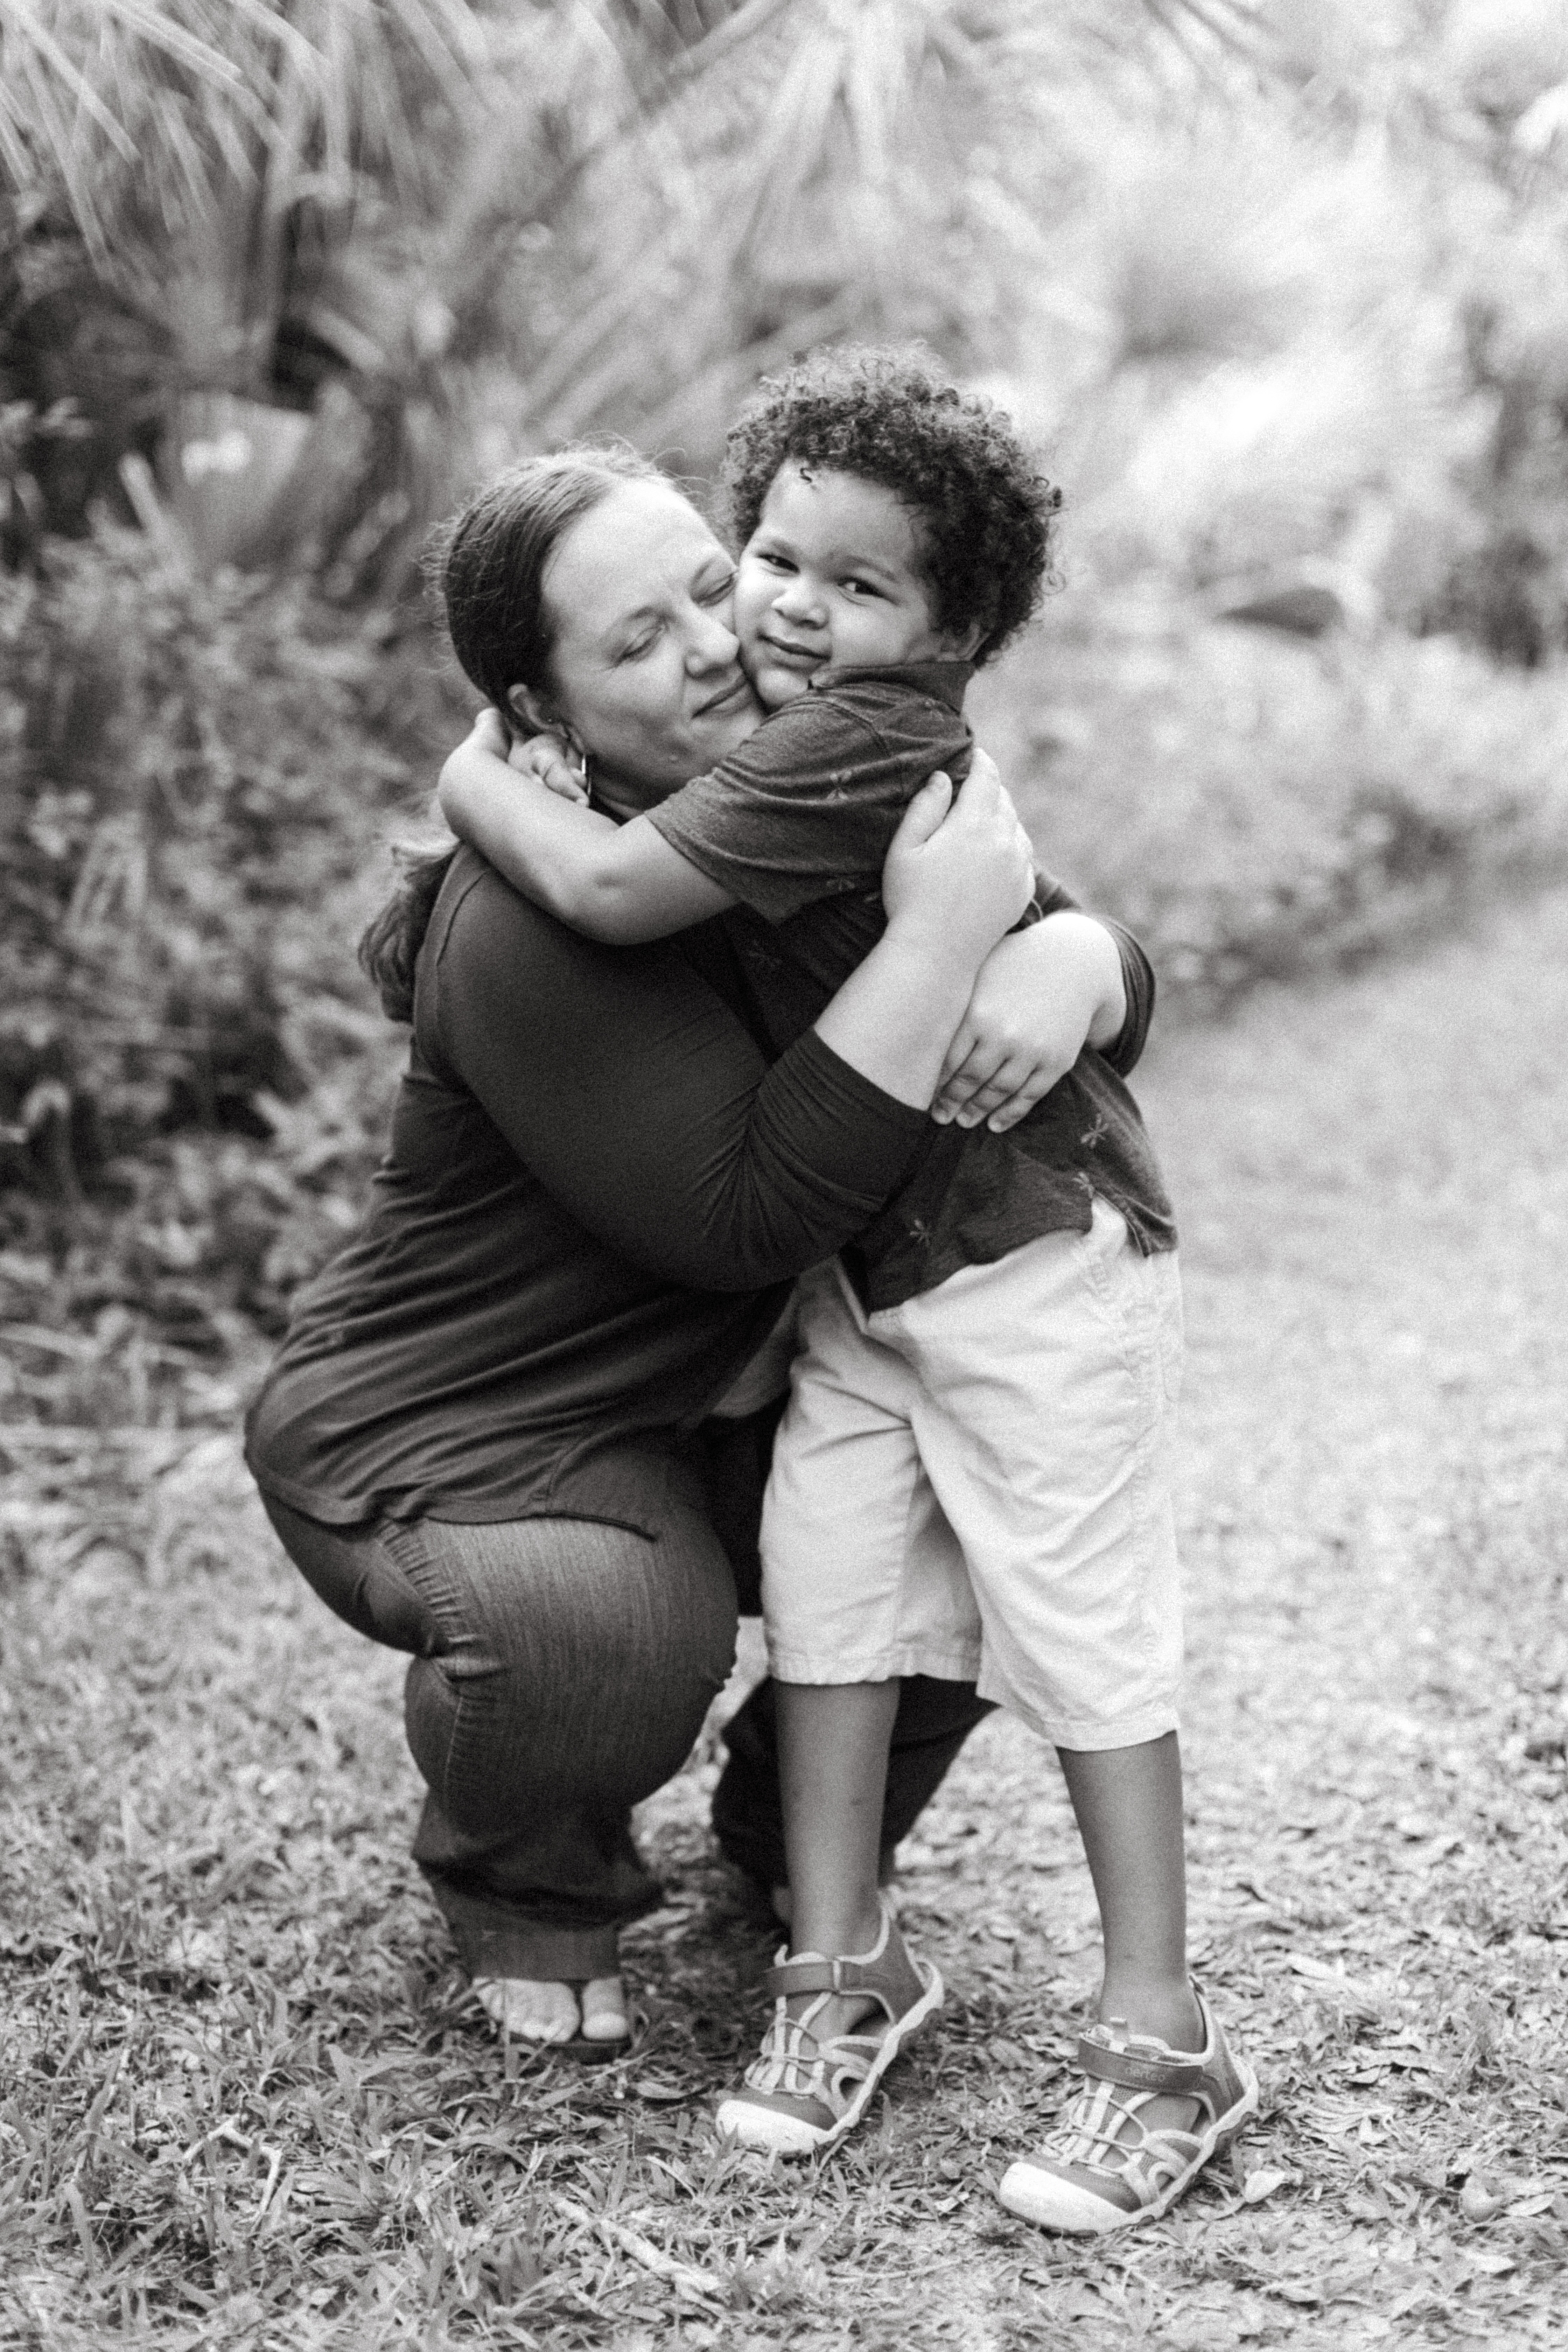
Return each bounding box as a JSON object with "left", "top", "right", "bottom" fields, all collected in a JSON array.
[{"left": 358, "top": 840, "right": 458, "bottom": 1024}]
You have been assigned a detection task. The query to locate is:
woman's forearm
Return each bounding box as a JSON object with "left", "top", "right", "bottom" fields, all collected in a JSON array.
[
  {"left": 1043, "top": 910, "right": 1128, "bottom": 1049},
  {"left": 817, "top": 761, "right": 1036, "bottom": 1106},
  {"left": 814, "top": 917, "right": 993, "bottom": 1109}
]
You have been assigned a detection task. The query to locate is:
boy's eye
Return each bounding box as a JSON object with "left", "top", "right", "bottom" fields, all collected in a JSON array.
[{"left": 840, "top": 577, "right": 881, "bottom": 599}]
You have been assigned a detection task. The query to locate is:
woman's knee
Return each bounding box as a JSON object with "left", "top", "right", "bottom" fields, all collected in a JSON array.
[
  {"left": 455, "top": 1507, "right": 735, "bottom": 1693},
  {"left": 400, "top": 1509, "right": 738, "bottom": 1826},
  {"left": 539, "top": 1508, "right": 739, "bottom": 1790},
  {"left": 646, "top": 1502, "right": 741, "bottom": 1690}
]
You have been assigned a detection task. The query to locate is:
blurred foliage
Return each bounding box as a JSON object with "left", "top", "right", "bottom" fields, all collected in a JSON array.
[
  {"left": 0, "top": 1, "right": 1289, "bottom": 584},
  {"left": 9, "top": 0, "right": 1568, "bottom": 637},
  {"left": 976, "top": 601, "right": 1568, "bottom": 1002},
  {"left": 7, "top": 0, "right": 1568, "bottom": 1380},
  {"left": 0, "top": 522, "right": 463, "bottom": 1343}
]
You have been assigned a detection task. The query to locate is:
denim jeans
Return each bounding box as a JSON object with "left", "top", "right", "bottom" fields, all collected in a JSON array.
[{"left": 261, "top": 1489, "right": 992, "bottom": 1982}]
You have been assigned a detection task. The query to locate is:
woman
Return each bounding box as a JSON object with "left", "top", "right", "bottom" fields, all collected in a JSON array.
[{"left": 244, "top": 445, "right": 1152, "bottom": 2050}]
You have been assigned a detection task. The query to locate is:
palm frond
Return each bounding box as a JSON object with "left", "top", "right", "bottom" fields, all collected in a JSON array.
[
  {"left": 0, "top": 0, "right": 484, "bottom": 259},
  {"left": 0, "top": 0, "right": 1290, "bottom": 584}
]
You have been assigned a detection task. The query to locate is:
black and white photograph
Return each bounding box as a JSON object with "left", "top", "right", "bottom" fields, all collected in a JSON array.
[{"left": 3, "top": 2, "right": 1567, "bottom": 2345}]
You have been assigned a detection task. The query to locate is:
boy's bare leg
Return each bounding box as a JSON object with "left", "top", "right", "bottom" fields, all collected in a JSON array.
[
  {"left": 1056, "top": 1731, "right": 1204, "bottom": 2138},
  {"left": 777, "top": 1679, "right": 902, "bottom": 2040}
]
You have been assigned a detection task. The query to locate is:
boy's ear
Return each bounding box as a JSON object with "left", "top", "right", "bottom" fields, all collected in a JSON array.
[{"left": 940, "top": 619, "right": 987, "bottom": 662}]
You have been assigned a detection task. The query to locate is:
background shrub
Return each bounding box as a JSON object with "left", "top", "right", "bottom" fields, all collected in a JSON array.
[
  {"left": 0, "top": 524, "right": 465, "bottom": 1341},
  {"left": 975, "top": 608, "right": 1568, "bottom": 1007}
]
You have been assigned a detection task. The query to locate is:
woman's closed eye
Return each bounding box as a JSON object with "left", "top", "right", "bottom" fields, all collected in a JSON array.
[{"left": 617, "top": 569, "right": 734, "bottom": 659}]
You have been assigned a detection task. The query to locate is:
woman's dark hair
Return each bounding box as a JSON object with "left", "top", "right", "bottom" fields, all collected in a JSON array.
[
  {"left": 723, "top": 345, "right": 1061, "bottom": 663},
  {"left": 359, "top": 445, "right": 664, "bottom": 1021}
]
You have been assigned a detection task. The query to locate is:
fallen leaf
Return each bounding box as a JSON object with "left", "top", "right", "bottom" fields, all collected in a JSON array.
[
  {"left": 1242, "top": 2169, "right": 1295, "bottom": 2205},
  {"left": 1283, "top": 1951, "right": 1385, "bottom": 2015},
  {"left": 1460, "top": 2177, "right": 1505, "bottom": 2223},
  {"left": 1467, "top": 2250, "right": 1517, "bottom": 2277}
]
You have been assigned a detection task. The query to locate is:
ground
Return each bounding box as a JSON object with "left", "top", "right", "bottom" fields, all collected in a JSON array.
[{"left": 3, "top": 887, "right": 1567, "bottom": 2350}]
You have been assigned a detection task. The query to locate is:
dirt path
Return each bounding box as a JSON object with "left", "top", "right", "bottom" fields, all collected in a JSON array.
[{"left": 5, "top": 891, "right": 1567, "bottom": 2350}]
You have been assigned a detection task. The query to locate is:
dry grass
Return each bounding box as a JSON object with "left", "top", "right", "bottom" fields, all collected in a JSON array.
[{"left": 4, "top": 889, "right": 1568, "bottom": 2347}]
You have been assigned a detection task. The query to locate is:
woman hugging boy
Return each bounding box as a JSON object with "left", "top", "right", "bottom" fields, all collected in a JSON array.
[{"left": 439, "top": 346, "right": 1255, "bottom": 2235}]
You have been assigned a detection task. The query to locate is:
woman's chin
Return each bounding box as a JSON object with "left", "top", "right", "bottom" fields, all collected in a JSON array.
[
  {"left": 597, "top": 706, "right": 763, "bottom": 806},
  {"left": 692, "top": 702, "right": 764, "bottom": 762}
]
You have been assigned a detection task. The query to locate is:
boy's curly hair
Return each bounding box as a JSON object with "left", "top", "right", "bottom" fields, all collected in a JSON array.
[{"left": 721, "top": 346, "right": 1061, "bottom": 664}]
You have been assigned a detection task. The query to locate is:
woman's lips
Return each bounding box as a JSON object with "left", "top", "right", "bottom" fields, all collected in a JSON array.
[{"left": 694, "top": 674, "right": 754, "bottom": 716}]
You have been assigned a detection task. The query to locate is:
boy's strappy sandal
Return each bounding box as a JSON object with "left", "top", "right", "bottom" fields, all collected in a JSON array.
[
  {"left": 998, "top": 1984, "right": 1257, "bottom": 2233},
  {"left": 715, "top": 1895, "right": 942, "bottom": 2156}
]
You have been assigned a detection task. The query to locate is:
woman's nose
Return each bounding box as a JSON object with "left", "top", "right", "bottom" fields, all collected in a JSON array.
[{"left": 687, "top": 608, "right": 739, "bottom": 670}]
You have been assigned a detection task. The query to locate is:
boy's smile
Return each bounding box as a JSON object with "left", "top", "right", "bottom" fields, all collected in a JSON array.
[{"left": 735, "top": 462, "right": 980, "bottom": 710}]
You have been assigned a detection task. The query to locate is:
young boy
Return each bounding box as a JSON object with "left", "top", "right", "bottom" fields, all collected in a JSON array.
[{"left": 438, "top": 349, "right": 1255, "bottom": 2232}]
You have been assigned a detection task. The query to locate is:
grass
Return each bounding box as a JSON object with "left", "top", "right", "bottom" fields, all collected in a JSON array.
[{"left": 4, "top": 886, "right": 1568, "bottom": 2348}]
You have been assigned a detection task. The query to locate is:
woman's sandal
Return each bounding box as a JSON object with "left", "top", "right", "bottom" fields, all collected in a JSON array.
[
  {"left": 715, "top": 1896, "right": 942, "bottom": 2156},
  {"left": 473, "top": 1975, "right": 631, "bottom": 2064},
  {"left": 997, "top": 1983, "right": 1257, "bottom": 2233}
]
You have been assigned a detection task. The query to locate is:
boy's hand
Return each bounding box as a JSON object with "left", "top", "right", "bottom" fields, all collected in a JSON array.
[
  {"left": 508, "top": 729, "right": 589, "bottom": 805},
  {"left": 932, "top": 911, "right": 1127, "bottom": 1133},
  {"left": 438, "top": 708, "right": 586, "bottom": 846}
]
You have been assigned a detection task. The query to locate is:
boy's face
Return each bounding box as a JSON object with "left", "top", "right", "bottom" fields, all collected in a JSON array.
[{"left": 734, "top": 462, "right": 978, "bottom": 709}]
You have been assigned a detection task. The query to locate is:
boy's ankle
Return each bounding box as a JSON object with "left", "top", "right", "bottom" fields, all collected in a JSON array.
[
  {"left": 1096, "top": 1977, "right": 1203, "bottom": 2052},
  {"left": 790, "top": 1890, "right": 887, "bottom": 1963}
]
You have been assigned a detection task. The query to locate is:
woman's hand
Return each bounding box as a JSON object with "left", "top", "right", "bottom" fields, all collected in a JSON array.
[
  {"left": 932, "top": 911, "right": 1128, "bottom": 1133},
  {"left": 880, "top": 750, "right": 1036, "bottom": 967}
]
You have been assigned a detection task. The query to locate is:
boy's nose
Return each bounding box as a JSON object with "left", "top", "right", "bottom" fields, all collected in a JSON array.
[{"left": 775, "top": 578, "right": 825, "bottom": 625}]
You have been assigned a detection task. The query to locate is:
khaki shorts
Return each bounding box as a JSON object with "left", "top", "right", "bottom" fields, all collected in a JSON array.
[{"left": 760, "top": 1201, "right": 1185, "bottom": 1750}]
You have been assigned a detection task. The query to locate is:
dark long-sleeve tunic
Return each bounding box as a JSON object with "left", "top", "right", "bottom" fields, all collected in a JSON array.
[{"left": 244, "top": 848, "right": 930, "bottom": 1534}]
